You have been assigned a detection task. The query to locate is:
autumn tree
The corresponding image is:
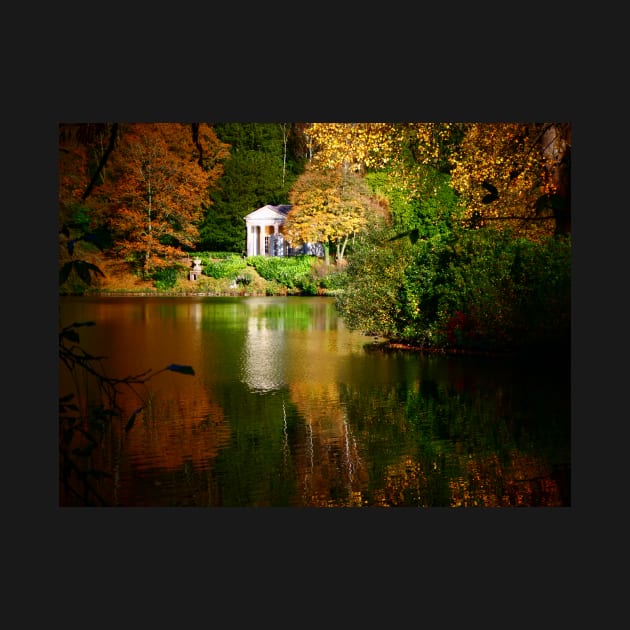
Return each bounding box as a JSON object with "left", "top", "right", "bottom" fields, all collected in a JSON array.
[
  {"left": 59, "top": 123, "right": 122, "bottom": 286},
  {"left": 288, "top": 123, "right": 403, "bottom": 265},
  {"left": 302, "top": 122, "right": 465, "bottom": 241},
  {"left": 302, "top": 122, "right": 571, "bottom": 240},
  {"left": 448, "top": 122, "right": 571, "bottom": 238},
  {"left": 386, "top": 122, "right": 571, "bottom": 239},
  {"left": 100, "top": 123, "right": 228, "bottom": 277},
  {"left": 285, "top": 163, "right": 385, "bottom": 265},
  {"left": 305, "top": 122, "right": 402, "bottom": 172}
]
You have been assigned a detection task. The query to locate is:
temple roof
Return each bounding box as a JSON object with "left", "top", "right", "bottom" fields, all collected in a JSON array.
[{"left": 244, "top": 204, "right": 292, "bottom": 221}]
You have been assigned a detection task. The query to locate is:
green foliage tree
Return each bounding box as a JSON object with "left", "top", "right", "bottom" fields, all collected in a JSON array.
[
  {"left": 334, "top": 226, "right": 412, "bottom": 337},
  {"left": 337, "top": 226, "right": 571, "bottom": 355},
  {"left": 365, "top": 166, "right": 463, "bottom": 238},
  {"left": 306, "top": 121, "right": 571, "bottom": 355}
]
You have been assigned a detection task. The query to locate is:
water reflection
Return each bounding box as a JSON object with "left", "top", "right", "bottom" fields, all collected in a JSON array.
[
  {"left": 59, "top": 296, "right": 570, "bottom": 507},
  {"left": 238, "top": 298, "right": 369, "bottom": 505},
  {"left": 242, "top": 300, "right": 288, "bottom": 392}
]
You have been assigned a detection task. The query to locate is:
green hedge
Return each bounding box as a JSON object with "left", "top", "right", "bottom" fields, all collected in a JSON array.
[
  {"left": 199, "top": 253, "right": 248, "bottom": 279},
  {"left": 246, "top": 255, "right": 315, "bottom": 289}
]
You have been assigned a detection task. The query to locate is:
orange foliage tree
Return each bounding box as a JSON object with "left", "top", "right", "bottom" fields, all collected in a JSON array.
[
  {"left": 59, "top": 123, "right": 122, "bottom": 285},
  {"left": 99, "top": 123, "right": 228, "bottom": 277}
]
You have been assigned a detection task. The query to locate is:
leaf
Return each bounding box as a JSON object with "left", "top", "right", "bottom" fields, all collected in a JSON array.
[
  {"left": 59, "top": 262, "right": 73, "bottom": 286},
  {"left": 81, "top": 233, "right": 104, "bottom": 251},
  {"left": 60, "top": 328, "right": 80, "bottom": 343},
  {"left": 481, "top": 180, "right": 498, "bottom": 204},
  {"left": 125, "top": 407, "right": 143, "bottom": 433},
  {"left": 72, "top": 321, "right": 96, "bottom": 328},
  {"left": 74, "top": 260, "right": 105, "bottom": 285},
  {"left": 166, "top": 363, "right": 195, "bottom": 376},
  {"left": 60, "top": 321, "right": 95, "bottom": 343},
  {"left": 481, "top": 180, "right": 498, "bottom": 194},
  {"left": 386, "top": 228, "right": 420, "bottom": 244}
]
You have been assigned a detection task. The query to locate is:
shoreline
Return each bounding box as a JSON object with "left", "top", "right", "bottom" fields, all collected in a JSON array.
[{"left": 59, "top": 292, "right": 567, "bottom": 361}]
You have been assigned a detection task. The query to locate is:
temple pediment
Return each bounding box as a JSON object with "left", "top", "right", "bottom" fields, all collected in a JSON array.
[{"left": 244, "top": 204, "right": 291, "bottom": 222}]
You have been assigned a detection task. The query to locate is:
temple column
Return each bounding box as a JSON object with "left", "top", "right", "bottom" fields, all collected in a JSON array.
[
  {"left": 249, "top": 226, "right": 256, "bottom": 256},
  {"left": 259, "top": 224, "right": 266, "bottom": 256}
]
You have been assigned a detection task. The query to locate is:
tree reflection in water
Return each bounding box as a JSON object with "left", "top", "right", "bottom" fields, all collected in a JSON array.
[{"left": 59, "top": 296, "right": 569, "bottom": 507}]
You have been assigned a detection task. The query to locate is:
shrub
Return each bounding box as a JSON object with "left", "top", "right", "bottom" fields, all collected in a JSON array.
[
  {"left": 152, "top": 266, "right": 179, "bottom": 290},
  {"left": 247, "top": 255, "right": 315, "bottom": 289},
  {"left": 336, "top": 227, "right": 411, "bottom": 337},
  {"left": 202, "top": 255, "right": 248, "bottom": 279},
  {"left": 337, "top": 225, "right": 571, "bottom": 354}
]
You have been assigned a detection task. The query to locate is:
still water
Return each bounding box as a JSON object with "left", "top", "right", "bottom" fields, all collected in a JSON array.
[{"left": 59, "top": 295, "right": 570, "bottom": 507}]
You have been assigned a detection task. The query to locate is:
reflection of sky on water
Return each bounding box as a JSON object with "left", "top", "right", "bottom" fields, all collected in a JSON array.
[
  {"left": 241, "top": 310, "right": 287, "bottom": 392},
  {"left": 189, "top": 301, "right": 202, "bottom": 329},
  {"left": 239, "top": 297, "right": 369, "bottom": 394}
]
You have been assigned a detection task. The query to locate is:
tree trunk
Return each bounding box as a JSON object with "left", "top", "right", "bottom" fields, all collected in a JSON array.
[
  {"left": 81, "top": 123, "right": 118, "bottom": 201},
  {"left": 541, "top": 123, "right": 571, "bottom": 235},
  {"left": 280, "top": 123, "right": 288, "bottom": 188},
  {"left": 337, "top": 234, "right": 349, "bottom": 264},
  {"left": 323, "top": 241, "right": 330, "bottom": 266}
]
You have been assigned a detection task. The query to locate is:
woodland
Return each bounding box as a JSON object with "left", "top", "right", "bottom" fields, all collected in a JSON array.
[{"left": 58, "top": 122, "right": 571, "bottom": 355}]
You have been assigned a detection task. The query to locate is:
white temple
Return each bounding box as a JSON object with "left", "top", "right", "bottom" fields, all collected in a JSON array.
[
  {"left": 243, "top": 204, "right": 292, "bottom": 257},
  {"left": 243, "top": 204, "right": 324, "bottom": 258}
]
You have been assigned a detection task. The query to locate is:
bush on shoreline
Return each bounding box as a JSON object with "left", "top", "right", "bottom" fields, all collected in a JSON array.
[{"left": 336, "top": 227, "right": 571, "bottom": 355}]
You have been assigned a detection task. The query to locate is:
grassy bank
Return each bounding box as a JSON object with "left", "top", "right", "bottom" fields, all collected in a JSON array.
[{"left": 59, "top": 253, "right": 346, "bottom": 297}]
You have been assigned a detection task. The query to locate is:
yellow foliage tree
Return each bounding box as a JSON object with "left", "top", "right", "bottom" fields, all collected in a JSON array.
[
  {"left": 305, "top": 122, "right": 403, "bottom": 172},
  {"left": 302, "top": 122, "right": 570, "bottom": 240},
  {"left": 286, "top": 164, "right": 385, "bottom": 264},
  {"left": 448, "top": 122, "right": 570, "bottom": 238}
]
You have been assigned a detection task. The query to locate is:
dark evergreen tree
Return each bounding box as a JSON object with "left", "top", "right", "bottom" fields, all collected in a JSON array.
[{"left": 198, "top": 123, "right": 306, "bottom": 252}]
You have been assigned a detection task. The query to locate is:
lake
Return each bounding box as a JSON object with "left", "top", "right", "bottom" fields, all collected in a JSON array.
[{"left": 59, "top": 295, "right": 571, "bottom": 507}]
